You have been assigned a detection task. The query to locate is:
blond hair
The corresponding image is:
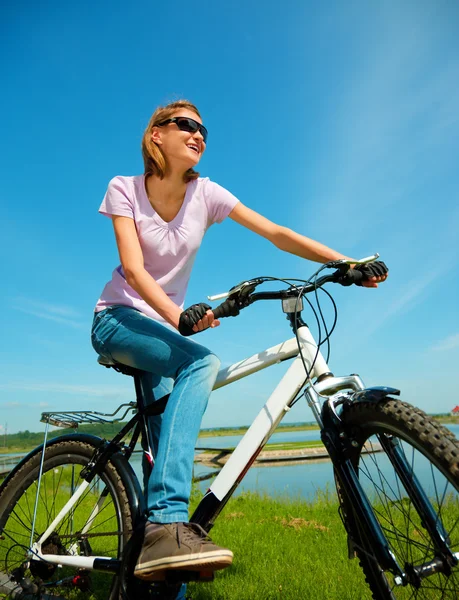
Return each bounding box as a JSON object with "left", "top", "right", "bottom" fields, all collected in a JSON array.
[{"left": 141, "top": 100, "right": 202, "bottom": 182}]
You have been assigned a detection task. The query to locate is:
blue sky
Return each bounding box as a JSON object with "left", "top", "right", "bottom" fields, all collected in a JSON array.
[{"left": 1, "top": 0, "right": 458, "bottom": 435}]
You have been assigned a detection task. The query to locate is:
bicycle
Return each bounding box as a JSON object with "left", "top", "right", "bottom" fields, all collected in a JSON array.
[{"left": 0, "top": 254, "right": 458, "bottom": 599}]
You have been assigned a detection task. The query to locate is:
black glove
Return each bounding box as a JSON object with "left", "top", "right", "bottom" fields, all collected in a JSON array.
[
  {"left": 178, "top": 303, "right": 212, "bottom": 336},
  {"left": 353, "top": 261, "right": 388, "bottom": 286}
]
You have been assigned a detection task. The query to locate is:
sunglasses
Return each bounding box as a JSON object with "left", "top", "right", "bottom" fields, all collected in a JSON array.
[{"left": 157, "top": 116, "right": 208, "bottom": 143}]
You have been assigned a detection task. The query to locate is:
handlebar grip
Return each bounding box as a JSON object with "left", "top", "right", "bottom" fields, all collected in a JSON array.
[
  {"left": 336, "top": 268, "right": 364, "bottom": 286},
  {"left": 212, "top": 298, "right": 240, "bottom": 319}
]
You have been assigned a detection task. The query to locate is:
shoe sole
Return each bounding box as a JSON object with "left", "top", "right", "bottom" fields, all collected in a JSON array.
[{"left": 134, "top": 550, "right": 233, "bottom": 581}]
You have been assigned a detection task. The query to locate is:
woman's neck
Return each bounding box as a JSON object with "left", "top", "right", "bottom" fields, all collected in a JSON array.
[{"left": 145, "top": 171, "right": 187, "bottom": 204}]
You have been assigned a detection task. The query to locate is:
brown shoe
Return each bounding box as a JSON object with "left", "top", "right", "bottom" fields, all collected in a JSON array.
[{"left": 134, "top": 522, "right": 233, "bottom": 581}]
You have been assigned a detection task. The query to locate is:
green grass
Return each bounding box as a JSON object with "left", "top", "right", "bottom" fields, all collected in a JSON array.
[
  {"left": 198, "top": 423, "right": 321, "bottom": 438},
  {"left": 2, "top": 482, "right": 458, "bottom": 599},
  {"left": 265, "top": 440, "right": 324, "bottom": 450},
  {"left": 201, "top": 440, "right": 325, "bottom": 454},
  {"left": 185, "top": 491, "right": 459, "bottom": 599},
  {"left": 0, "top": 463, "right": 122, "bottom": 599},
  {"left": 186, "top": 490, "right": 371, "bottom": 599},
  {"left": 0, "top": 447, "right": 31, "bottom": 455},
  {"left": 1, "top": 487, "right": 365, "bottom": 599}
]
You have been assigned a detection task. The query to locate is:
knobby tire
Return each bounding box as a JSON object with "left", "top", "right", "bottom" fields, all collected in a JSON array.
[{"left": 338, "top": 399, "right": 459, "bottom": 599}]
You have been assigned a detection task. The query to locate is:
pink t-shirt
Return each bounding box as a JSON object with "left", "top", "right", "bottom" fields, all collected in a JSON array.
[{"left": 94, "top": 174, "right": 239, "bottom": 323}]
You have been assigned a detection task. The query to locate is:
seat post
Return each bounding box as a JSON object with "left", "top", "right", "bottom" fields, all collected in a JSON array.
[{"left": 133, "top": 372, "right": 155, "bottom": 415}]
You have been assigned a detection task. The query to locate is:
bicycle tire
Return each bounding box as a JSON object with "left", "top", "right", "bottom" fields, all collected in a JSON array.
[
  {"left": 337, "top": 399, "right": 459, "bottom": 599},
  {"left": 0, "top": 439, "right": 133, "bottom": 600}
]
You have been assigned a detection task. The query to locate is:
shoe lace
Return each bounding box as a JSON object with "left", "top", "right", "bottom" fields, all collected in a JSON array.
[{"left": 176, "top": 523, "right": 211, "bottom": 548}]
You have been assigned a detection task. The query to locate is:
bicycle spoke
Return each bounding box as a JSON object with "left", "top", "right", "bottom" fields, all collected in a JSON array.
[
  {"left": 0, "top": 441, "right": 131, "bottom": 600},
  {"left": 358, "top": 457, "right": 433, "bottom": 551},
  {"left": 340, "top": 401, "right": 459, "bottom": 599},
  {"left": 57, "top": 475, "right": 107, "bottom": 537},
  {"left": 48, "top": 464, "right": 65, "bottom": 522}
]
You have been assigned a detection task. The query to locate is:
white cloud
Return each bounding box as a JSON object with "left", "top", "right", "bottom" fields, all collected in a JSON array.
[
  {"left": 308, "top": 4, "right": 459, "bottom": 240},
  {"left": 13, "top": 298, "right": 85, "bottom": 329},
  {"left": 14, "top": 307, "right": 85, "bottom": 329},
  {"left": 431, "top": 333, "right": 459, "bottom": 352}
]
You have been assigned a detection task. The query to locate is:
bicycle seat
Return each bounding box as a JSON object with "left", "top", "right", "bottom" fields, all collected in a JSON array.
[
  {"left": 97, "top": 355, "right": 116, "bottom": 367},
  {"left": 97, "top": 355, "right": 145, "bottom": 377}
]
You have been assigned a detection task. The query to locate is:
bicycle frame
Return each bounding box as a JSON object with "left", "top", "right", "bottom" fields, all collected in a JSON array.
[
  {"left": 190, "top": 324, "right": 406, "bottom": 578},
  {"left": 29, "top": 324, "right": 335, "bottom": 570},
  {"left": 26, "top": 319, "right": 447, "bottom": 583}
]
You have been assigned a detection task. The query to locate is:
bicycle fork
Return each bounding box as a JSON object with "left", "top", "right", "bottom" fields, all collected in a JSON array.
[
  {"left": 321, "top": 400, "right": 459, "bottom": 587},
  {"left": 378, "top": 433, "right": 459, "bottom": 582},
  {"left": 320, "top": 423, "right": 406, "bottom": 583}
]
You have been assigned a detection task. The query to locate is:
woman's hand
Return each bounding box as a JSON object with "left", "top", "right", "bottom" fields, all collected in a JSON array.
[
  {"left": 361, "top": 275, "right": 388, "bottom": 288},
  {"left": 192, "top": 310, "right": 220, "bottom": 333},
  {"left": 178, "top": 303, "right": 221, "bottom": 336},
  {"left": 354, "top": 261, "right": 389, "bottom": 288}
]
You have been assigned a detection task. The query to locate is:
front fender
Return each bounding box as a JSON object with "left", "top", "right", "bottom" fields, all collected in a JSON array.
[{"left": 352, "top": 386, "right": 400, "bottom": 403}]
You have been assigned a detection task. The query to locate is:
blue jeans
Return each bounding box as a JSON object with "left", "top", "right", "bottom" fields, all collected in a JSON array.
[{"left": 91, "top": 305, "right": 220, "bottom": 523}]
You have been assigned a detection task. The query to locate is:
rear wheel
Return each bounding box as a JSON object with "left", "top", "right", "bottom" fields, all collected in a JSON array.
[
  {"left": 338, "top": 400, "right": 459, "bottom": 599},
  {"left": 0, "top": 440, "right": 133, "bottom": 599}
]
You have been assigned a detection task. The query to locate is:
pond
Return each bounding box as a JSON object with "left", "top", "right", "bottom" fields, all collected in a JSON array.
[
  {"left": 3, "top": 425, "right": 458, "bottom": 501},
  {"left": 137, "top": 423, "right": 459, "bottom": 500}
]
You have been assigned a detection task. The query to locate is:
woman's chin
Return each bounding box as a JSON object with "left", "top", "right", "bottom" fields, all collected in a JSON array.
[
  {"left": 185, "top": 157, "right": 201, "bottom": 169},
  {"left": 167, "top": 153, "right": 201, "bottom": 172}
]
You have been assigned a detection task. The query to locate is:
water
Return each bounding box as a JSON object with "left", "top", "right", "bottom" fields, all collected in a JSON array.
[
  {"left": 195, "top": 428, "right": 321, "bottom": 452},
  {"left": 145, "top": 423, "right": 459, "bottom": 500},
  {"left": 0, "top": 453, "right": 26, "bottom": 476},
  {"left": 0, "top": 452, "right": 27, "bottom": 459},
  {"left": 3, "top": 425, "right": 459, "bottom": 500}
]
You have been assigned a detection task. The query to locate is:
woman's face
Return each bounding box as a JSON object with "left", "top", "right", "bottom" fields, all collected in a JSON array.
[{"left": 152, "top": 109, "right": 206, "bottom": 171}]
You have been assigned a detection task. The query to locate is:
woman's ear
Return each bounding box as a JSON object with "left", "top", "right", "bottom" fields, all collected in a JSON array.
[{"left": 151, "top": 126, "right": 162, "bottom": 145}]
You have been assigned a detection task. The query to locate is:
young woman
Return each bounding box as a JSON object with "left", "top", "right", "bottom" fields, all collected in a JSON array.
[{"left": 91, "top": 100, "right": 388, "bottom": 583}]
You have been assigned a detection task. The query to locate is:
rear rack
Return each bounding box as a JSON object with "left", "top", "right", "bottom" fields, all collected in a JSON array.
[{"left": 40, "top": 402, "right": 137, "bottom": 429}]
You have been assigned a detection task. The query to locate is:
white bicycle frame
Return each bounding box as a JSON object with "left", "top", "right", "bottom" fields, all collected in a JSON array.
[{"left": 30, "top": 323, "right": 366, "bottom": 571}]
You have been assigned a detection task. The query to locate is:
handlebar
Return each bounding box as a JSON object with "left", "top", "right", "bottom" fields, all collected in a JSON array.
[{"left": 210, "top": 254, "right": 380, "bottom": 319}]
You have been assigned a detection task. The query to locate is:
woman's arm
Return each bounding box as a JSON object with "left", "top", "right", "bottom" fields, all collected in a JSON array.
[
  {"left": 112, "top": 216, "right": 184, "bottom": 328},
  {"left": 228, "top": 203, "right": 386, "bottom": 287},
  {"left": 112, "top": 216, "right": 220, "bottom": 331},
  {"left": 228, "top": 203, "right": 351, "bottom": 262}
]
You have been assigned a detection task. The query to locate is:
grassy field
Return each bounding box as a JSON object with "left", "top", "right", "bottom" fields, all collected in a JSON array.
[
  {"left": 185, "top": 489, "right": 459, "bottom": 599},
  {"left": 0, "top": 446, "right": 31, "bottom": 455},
  {"left": 186, "top": 490, "right": 366, "bottom": 599},
  {"left": 1, "top": 478, "right": 458, "bottom": 599},
  {"left": 0, "top": 487, "right": 386, "bottom": 600},
  {"left": 200, "top": 440, "right": 325, "bottom": 453},
  {"left": 198, "top": 423, "right": 321, "bottom": 438}
]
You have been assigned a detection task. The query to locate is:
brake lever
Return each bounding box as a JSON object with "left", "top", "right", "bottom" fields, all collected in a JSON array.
[
  {"left": 237, "top": 283, "right": 257, "bottom": 306},
  {"left": 208, "top": 278, "right": 265, "bottom": 303},
  {"left": 333, "top": 266, "right": 352, "bottom": 286}
]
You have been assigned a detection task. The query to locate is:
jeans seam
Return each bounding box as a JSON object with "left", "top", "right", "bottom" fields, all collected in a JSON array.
[
  {"left": 150, "top": 355, "right": 218, "bottom": 520},
  {"left": 159, "top": 366, "right": 192, "bottom": 517},
  {"left": 92, "top": 312, "right": 124, "bottom": 362}
]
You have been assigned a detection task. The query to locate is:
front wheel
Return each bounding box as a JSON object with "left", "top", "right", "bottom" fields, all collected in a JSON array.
[
  {"left": 338, "top": 400, "right": 459, "bottom": 599},
  {"left": 0, "top": 439, "right": 134, "bottom": 599}
]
